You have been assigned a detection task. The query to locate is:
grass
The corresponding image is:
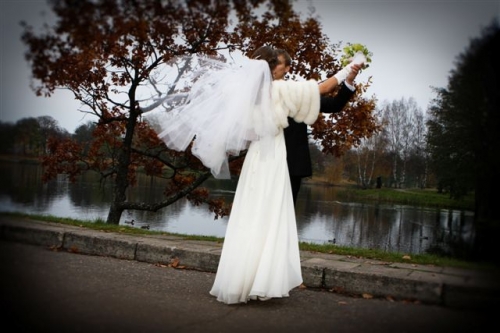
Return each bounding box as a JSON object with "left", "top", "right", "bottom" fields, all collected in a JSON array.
[
  {"left": 339, "top": 187, "right": 475, "bottom": 211},
  {"left": 298, "top": 242, "right": 485, "bottom": 269},
  {"left": 2, "top": 211, "right": 496, "bottom": 271}
]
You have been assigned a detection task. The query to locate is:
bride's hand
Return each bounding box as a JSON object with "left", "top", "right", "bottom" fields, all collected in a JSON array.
[{"left": 346, "top": 64, "right": 362, "bottom": 85}]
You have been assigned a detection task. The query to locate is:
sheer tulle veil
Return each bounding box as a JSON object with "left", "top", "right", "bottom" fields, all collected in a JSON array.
[{"left": 143, "top": 55, "right": 277, "bottom": 179}]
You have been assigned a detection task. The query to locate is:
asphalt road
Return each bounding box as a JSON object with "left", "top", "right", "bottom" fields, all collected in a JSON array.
[{"left": 0, "top": 240, "right": 493, "bottom": 333}]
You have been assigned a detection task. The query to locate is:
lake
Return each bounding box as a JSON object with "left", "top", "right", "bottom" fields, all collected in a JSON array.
[{"left": 0, "top": 161, "right": 476, "bottom": 257}]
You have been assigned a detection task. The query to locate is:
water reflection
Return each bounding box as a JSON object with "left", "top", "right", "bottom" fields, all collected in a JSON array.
[{"left": 0, "top": 161, "right": 475, "bottom": 257}]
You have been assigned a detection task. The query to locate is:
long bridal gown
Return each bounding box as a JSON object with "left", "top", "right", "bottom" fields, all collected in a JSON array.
[
  {"left": 144, "top": 57, "right": 322, "bottom": 305},
  {"left": 209, "top": 79, "right": 320, "bottom": 304}
]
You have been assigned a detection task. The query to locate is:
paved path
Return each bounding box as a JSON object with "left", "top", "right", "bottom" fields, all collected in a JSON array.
[
  {"left": 1, "top": 240, "right": 494, "bottom": 333},
  {"left": 1, "top": 215, "right": 499, "bottom": 330}
]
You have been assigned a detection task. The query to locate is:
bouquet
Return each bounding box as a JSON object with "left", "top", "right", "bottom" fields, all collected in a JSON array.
[{"left": 340, "top": 43, "right": 372, "bottom": 70}]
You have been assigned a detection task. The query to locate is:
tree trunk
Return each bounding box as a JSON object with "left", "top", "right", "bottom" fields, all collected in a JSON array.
[
  {"left": 106, "top": 157, "right": 129, "bottom": 224},
  {"left": 107, "top": 201, "right": 124, "bottom": 225},
  {"left": 106, "top": 111, "right": 138, "bottom": 224}
]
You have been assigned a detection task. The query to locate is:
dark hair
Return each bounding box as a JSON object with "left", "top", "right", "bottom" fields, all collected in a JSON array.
[
  {"left": 251, "top": 46, "right": 278, "bottom": 71},
  {"left": 276, "top": 48, "right": 292, "bottom": 67}
]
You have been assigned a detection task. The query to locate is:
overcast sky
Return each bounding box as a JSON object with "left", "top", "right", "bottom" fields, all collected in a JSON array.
[{"left": 1, "top": 0, "right": 499, "bottom": 133}]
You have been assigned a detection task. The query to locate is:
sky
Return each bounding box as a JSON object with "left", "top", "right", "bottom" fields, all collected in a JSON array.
[{"left": 1, "top": 0, "right": 499, "bottom": 133}]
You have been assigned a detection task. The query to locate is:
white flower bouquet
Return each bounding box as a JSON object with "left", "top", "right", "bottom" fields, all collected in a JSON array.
[{"left": 340, "top": 43, "right": 372, "bottom": 70}]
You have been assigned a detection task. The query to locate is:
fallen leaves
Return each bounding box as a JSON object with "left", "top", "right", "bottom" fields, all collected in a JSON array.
[
  {"left": 154, "top": 257, "right": 186, "bottom": 269},
  {"left": 68, "top": 245, "right": 79, "bottom": 253},
  {"left": 48, "top": 244, "right": 62, "bottom": 252},
  {"left": 328, "top": 286, "right": 345, "bottom": 293},
  {"left": 48, "top": 244, "right": 78, "bottom": 253}
]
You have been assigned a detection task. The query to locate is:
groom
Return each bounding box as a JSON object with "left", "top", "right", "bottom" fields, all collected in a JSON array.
[{"left": 274, "top": 49, "right": 361, "bottom": 206}]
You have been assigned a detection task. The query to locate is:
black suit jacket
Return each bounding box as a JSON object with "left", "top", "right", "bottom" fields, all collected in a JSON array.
[{"left": 284, "top": 83, "right": 355, "bottom": 178}]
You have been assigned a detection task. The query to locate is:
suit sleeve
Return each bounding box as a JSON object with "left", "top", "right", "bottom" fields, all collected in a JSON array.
[{"left": 319, "top": 83, "right": 355, "bottom": 114}]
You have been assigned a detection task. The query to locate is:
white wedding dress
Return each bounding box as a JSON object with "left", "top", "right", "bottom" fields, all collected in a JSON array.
[
  {"left": 144, "top": 57, "right": 323, "bottom": 305},
  {"left": 209, "top": 79, "right": 321, "bottom": 304},
  {"left": 209, "top": 128, "right": 300, "bottom": 304}
]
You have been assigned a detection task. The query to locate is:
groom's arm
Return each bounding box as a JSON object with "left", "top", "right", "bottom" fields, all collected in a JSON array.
[{"left": 319, "top": 82, "right": 356, "bottom": 114}]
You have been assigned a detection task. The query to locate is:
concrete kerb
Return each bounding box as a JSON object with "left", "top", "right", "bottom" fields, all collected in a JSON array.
[
  {"left": 0, "top": 220, "right": 221, "bottom": 272},
  {"left": 301, "top": 256, "right": 443, "bottom": 304},
  {"left": 1, "top": 217, "right": 500, "bottom": 309}
]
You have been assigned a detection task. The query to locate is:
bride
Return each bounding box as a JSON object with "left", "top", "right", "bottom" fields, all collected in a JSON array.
[{"left": 148, "top": 46, "right": 364, "bottom": 304}]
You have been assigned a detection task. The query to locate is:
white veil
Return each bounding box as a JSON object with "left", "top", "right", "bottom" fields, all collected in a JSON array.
[{"left": 143, "top": 55, "right": 277, "bottom": 179}]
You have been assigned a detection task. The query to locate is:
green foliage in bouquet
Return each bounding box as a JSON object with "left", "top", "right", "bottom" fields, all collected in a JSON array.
[{"left": 340, "top": 43, "right": 372, "bottom": 69}]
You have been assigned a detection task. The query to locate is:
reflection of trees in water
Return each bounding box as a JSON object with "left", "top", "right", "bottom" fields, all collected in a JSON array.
[
  {"left": 0, "top": 163, "right": 476, "bottom": 257},
  {"left": 1, "top": 163, "right": 58, "bottom": 209},
  {"left": 425, "top": 209, "right": 476, "bottom": 259},
  {"left": 68, "top": 170, "right": 112, "bottom": 208},
  {"left": 130, "top": 199, "right": 186, "bottom": 229},
  {"left": 125, "top": 175, "right": 237, "bottom": 229},
  {"left": 295, "top": 184, "right": 475, "bottom": 256}
]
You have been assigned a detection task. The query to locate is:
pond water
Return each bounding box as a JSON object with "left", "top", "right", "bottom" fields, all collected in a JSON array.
[{"left": 0, "top": 161, "right": 476, "bottom": 257}]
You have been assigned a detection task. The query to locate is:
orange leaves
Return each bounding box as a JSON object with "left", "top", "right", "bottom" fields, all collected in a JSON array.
[
  {"left": 154, "top": 257, "right": 186, "bottom": 269},
  {"left": 312, "top": 92, "right": 380, "bottom": 158},
  {"left": 188, "top": 187, "right": 210, "bottom": 205},
  {"left": 361, "top": 293, "right": 374, "bottom": 299},
  {"left": 48, "top": 244, "right": 63, "bottom": 252},
  {"left": 173, "top": 173, "right": 196, "bottom": 188},
  {"left": 170, "top": 257, "right": 185, "bottom": 269},
  {"left": 68, "top": 246, "right": 80, "bottom": 254},
  {"left": 41, "top": 136, "right": 85, "bottom": 183},
  {"left": 206, "top": 198, "right": 231, "bottom": 220},
  {"left": 187, "top": 189, "right": 231, "bottom": 219}
]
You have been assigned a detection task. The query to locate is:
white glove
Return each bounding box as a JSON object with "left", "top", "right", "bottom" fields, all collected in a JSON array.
[
  {"left": 351, "top": 51, "right": 366, "bottom": 66},
  {"left": 333, "top": 66, "right": 351, "bottom": 84},
  {"left": 334, "top": 51, "right": 366, "bottom": 84}
]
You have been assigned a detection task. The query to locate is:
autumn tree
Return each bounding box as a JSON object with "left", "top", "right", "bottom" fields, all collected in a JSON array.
[{"left": 22, "top": 0, "right": 378, "bottom": 225}]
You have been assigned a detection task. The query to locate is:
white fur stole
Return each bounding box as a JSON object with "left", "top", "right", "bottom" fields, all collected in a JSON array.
[{"left": 271, "top": 80, "right": 321, "bottom": 128}]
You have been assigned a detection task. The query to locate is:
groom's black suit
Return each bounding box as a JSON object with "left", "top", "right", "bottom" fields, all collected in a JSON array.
[{"left": 284, "top": 83, "right": 355, "bottom": 205}]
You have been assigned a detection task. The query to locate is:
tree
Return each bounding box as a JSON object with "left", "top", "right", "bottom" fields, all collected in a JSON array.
[
  {"left": 407, "top": 107, "right": 428, "bottom": 188},
  {"left": 0, "top": 122, "right": 16, "bottom": 155},
  {"left": 0, "top": 116, "right": 66, "bottom": 156},
  {"left": 37, "top": 115, "right": 65, "bottom": 154},
  {"left": 312, "top": 77, "right": 380, "bottom": 158},
  {"left": 22, "top": 0, "right": 378, "bottom": 225},
  {"left": 308, "top": 143, "right": 325, "bottom": 175},
  {"left": 14, "top": 117, "right": 40, "bottom": 155},
  {"left": 426, "top": 19, "right": 499, "bottom": 262},
  {"left": 352, "top": 121, "right": 387, "bottom": 189},
  {"left": 381, "top": 97, "right": 422, "bottom": 188},
  {"left": 73, "top": 121, "right": 96, "bottom": 155}
]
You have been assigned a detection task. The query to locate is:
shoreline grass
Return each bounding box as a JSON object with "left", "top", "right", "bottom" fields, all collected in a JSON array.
[
  {"left": 2, "top": 211, "right": 495, "bottom": 271},
  {"left": 305, "top": 179, "right": 475, "bottom": 211}
]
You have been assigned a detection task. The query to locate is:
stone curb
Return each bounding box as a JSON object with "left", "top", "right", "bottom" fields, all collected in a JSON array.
[{"left": 1, "top": 217, "right": 499, "bottom": 310}]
